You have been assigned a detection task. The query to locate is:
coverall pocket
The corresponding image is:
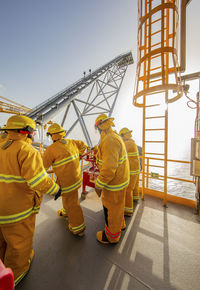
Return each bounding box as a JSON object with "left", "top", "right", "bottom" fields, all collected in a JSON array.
[{"left": 34, "top": 192, "right": 43, "bottom": 208}]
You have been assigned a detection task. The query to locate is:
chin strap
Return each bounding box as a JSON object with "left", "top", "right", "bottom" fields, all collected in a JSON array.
[
  {"left": 19, "top": 130, "right": 30, "bottom": 134},
  {"left": 19, "top": 130, "right": 35, "bottom": 139}
]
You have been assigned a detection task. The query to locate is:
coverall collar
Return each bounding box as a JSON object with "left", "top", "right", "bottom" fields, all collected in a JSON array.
[
  {"left": 123, "top": 136, "right": 131, "bottom": 141},
  {"left": 52, "top": 133, "right": 64, "bottom": 142},
  {"left": 100, "top": 127, "right": 113, "bottom": 140},
  {"left": 7, "top": 131, "right": 29, "bottom": 142}
]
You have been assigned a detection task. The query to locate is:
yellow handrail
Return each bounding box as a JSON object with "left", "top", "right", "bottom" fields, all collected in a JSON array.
[{"left": 139, "top": 155, "right": 195, "bottom": 208}]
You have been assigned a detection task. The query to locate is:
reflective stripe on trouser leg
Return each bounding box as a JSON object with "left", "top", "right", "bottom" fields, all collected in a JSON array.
[
  {"left": 0, "top": 228, "right": 6, "bottom": 261},
  {"left": 132, "top": 174, "right": 139, "bottom": 200},
  {"left": 1, "top": 214, "right": 36, "bottom": 282},
  {"left": 124, "top": 175, "right": 134, "bottom": 215},
  {"left": 62, "top": 189, "right": 85, "bottom": 234},
  {"left": 102, "top": 188, "right": 126, "bottom": 243},
  {"left": 15, "top": 249, "right": 34, "bottom": 286}
]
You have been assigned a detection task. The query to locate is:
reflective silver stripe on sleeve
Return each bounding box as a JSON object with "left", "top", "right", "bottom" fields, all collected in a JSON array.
[
  {"left": 46, "top": 183, "right": 59, "bottom": 195},
  {"left": 130, "top": 169, "right": 140, "bottom": 175},
  {"left": 128, "top": 152, "right": 139, "bottom": 157},
  {"left": 118, "top": 154, "right": 128, "bottom": 164},
  {"left": 0, "top": 174, "right": 26, "bottom": 183},
  {"left": 28, "top": 170, "right": 48, "bottom": 188},
  {"left": 62, "top": 179, "right": 82, "bottom": 193},
  {"left": 52, "top": 154, "right": 79, "bottom": 168}
]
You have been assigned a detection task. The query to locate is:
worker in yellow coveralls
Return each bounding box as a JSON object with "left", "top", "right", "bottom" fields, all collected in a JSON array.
[
  {"left": 94, "top": 114, "right": 129, "bottom": 244},
  {"left": 119, "top": 128, "right": 140, "bottom": 216},
  {"left": 42, "top": 123, "right": 87, "bottom": 237},
  {"left": 0, "top": 115, "right": 61, "bottom": 286}
]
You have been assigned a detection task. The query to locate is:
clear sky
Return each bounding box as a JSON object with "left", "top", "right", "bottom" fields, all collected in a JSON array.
[
  {"left": 0, "top": 0, "right": 137, "bottom": 107},
  {"left": 0, "top": 0, "right": 199, "bottom": 158}
]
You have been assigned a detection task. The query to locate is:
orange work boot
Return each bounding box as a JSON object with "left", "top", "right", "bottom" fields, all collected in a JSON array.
[
  {"left": 77, "top": 231, "right": 85, "bottom": 237},
  {"left": 57, "top": 208, "right": 68, "bottom": 218},
  {"left": 96, "top": 231, "right": 109, "bottom": 244}
]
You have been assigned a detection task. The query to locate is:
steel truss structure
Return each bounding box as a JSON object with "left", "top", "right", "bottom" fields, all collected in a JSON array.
[
  {"left": 0, "top": 96, "right": 31, "bottom": 115},
  {"left": 27, "top": 52, "right": 133, "bottom": 146}
]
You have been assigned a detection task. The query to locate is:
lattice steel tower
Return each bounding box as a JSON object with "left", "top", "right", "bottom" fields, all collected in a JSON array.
[{"left": 28, "top": 52, "right": 133, "bottom": 146}]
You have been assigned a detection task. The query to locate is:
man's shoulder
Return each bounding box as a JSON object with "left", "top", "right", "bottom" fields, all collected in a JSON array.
[
  {"left": 104, "top": 131, "right": 122, "bottom": 146},
  {"left": 17, "top": 140, "right": 39, "bottom": 156}
]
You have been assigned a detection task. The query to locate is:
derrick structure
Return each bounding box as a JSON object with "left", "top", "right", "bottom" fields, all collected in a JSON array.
[{"left": 28, "top": 52, "right": 133, "bottom": 146}]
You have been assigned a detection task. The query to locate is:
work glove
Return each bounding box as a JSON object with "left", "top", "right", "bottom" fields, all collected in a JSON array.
[
  {"left": 95, "top": 185, "right": 102, "bottom": 197},
  {"left": 54, "top": 188, "right": 62, "bottom": 200}
]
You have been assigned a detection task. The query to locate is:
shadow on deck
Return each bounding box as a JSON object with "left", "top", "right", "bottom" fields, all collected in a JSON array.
[{"left": 16, "top": 192, "right": 200, "bottom": 290}]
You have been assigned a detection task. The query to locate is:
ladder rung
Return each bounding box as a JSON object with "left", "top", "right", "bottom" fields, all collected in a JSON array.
[
  {"left": 146, "top": 16, "right": 166, "bottom": 26},
  {"left": 169, "top": 33, "right": 175, "bottom": 39},
  {"left": 150, "top": 39, "right": 168, "bottom": 49},
  {"left": 148, "top": 29, "right": 162, "bottom": 37},
  {"left": 151, "top": 42, "right": 161, "bottom": 48},
  {"left": 150, "top": 66, "right": 162, "bottom": 71},
  {"left": 149, "top": 78, "right": 162, "bottom": 84},
  {"left": 151, "top": 53, "right": 161, "bottom": 60},
  {"left": 145, "top": 141, "right": 165, "bottom": 143},
  {"left": 145, "top": 128, "right": 165, "bottom": 131},
  {"left": 145, "top": 116, "right": 165, "bottom": 119},
  {"left": 145, "top": 104, "right": 160, "bottom": 108},
  {"left": 147, "top": 28, "right": 167, "bottom": 38}
]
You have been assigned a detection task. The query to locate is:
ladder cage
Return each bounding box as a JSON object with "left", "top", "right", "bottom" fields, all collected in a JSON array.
[
  {"left": 134, "top": 0, "right": 184, "bottom": 205},
  {"left": 134, "top": 0, "right": 182, "bottom": 107}
]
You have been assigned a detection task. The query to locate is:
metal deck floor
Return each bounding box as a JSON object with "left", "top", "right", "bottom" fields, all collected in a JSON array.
[{"left": 16, "top": 192, "right": 200, "bottom": 290}]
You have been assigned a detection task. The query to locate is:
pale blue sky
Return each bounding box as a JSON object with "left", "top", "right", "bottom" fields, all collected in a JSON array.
[
  {"left": 0, "top": 0, "right": 137, "bottom": 107},
  {"left": 0, "top": 0, "right": 199, "bottom": 156}
]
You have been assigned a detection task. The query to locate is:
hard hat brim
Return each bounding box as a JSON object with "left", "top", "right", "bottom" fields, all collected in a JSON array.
[{"left": 95, "top": 117, "right": 114, "bottom": 127}]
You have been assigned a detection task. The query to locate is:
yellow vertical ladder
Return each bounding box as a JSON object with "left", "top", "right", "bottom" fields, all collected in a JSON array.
[{"left": 133, "top": 0, "right": 182, "bottom": 206}]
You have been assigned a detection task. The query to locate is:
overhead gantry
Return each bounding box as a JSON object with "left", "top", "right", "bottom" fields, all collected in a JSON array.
[{"left": 27, "top": 52, "right": 133, "bottom": 146}]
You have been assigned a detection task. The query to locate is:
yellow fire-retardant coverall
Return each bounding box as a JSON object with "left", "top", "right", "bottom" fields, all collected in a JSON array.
[
  {"left": 0, "top": 132, "right": 60, "bottom": 285},
  {"left": 122, "top": 137, "right": 140, "bottom": 215},
  {"left": 42, "top": 134, "right": 87, "bottom": 235},
  {"left": 96, "top": 128, "right": 130, "bottom": 243}
]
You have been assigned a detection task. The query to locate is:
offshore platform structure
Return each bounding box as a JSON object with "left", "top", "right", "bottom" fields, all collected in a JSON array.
[
  {"left": 133, "top": 0, "right": 195, "bottom": 207},
  {"left": 27, "top": 52, "right": 133, "bottom": 146},
  {"left": 0, "top": 96, "right": 30, "bottom": 115}
]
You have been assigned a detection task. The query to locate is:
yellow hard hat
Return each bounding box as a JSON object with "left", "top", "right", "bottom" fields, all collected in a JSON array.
[
  {"left": 47, "top": 123, "right": 65, "bottom": 136},
  {"left": 2, "top": 115, "right": 36, "bottom": 132},
  {"left": 95, "top": 113, "right": 114, "bottom": 128},
  {"left": 119, "top": 127, "right": 132, "bottom": 137}
]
